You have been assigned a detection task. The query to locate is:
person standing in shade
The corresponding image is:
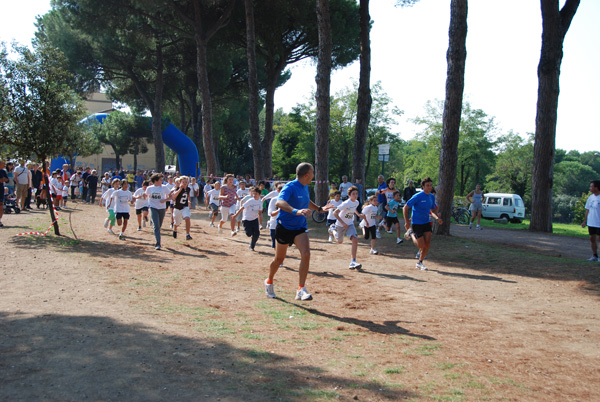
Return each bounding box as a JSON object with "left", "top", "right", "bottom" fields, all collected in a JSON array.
[
  {"left": 338, "top": 175, "right": 352, "bottom": 201},
  {"left": 582, "top": 180, "right": 600, "bottom": 262},
  {"left": 466, "top": 183, "right": 484, "bottom": 230},
  {"left": 403, "top": 179, "right": 417, "bottom": 205},
  {"left": 375, "top": 175, "right": 386, "bottom": 238},
  {"left": 403, "top": 177, "right": 442, "bottom": 271},
  {"left": 265, "top": 162, "right": 327, "bottom": 301}
]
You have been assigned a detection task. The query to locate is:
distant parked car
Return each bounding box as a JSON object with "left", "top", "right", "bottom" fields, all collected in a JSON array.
[{"left": 481, "top": 193, "right": 525, "bottom": 223}]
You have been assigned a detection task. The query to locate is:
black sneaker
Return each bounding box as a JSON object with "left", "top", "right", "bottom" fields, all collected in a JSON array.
[
  {"left": 186, "top": 234, "right": 192, "bottom": 240},
  {"left": 173, "top": 230, "right": 177, "bottom": 239}
]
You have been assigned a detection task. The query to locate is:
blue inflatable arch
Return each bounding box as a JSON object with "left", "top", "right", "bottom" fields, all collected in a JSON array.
[{"left": 52, "top": 113, "right": 200, "bottom": 177}]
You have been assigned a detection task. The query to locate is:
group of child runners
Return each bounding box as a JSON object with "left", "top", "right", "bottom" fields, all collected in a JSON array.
[{"left": 96, "top": 169, "right": 440, "bottom": 299}]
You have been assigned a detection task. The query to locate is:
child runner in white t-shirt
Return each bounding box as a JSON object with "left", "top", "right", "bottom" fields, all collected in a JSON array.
[
  {"left": 101, "top": 178, "right": 121, "bottom": 235},
  {"left": 61, "top": 181, "right": 69, "bottom": 208},
  {"left": 266, "top": 182, "right": 284, "bottom": 248},
  {"left": 236, "top": 180, "right": 250, "bottom": 232},
  {"left": 332, "top": 186, "right": 364, "bottom": 270},
  {"left": 207, "top": 181, "right": 221, "bottom": 227},
  {"left": 132, "top": 180, "right": 150, "bottom": 231},
  {"left": 233, "top": 186, "right": 263, "bottom": 251},
  {"left": 360, "top": 195, "right": 380, "bottom": 254},
  {"left": 326, "top": 191, "right": 343, "bottom": 242},
  {"left": 111, "top": 180, "right": 133, "bottom": 240}
]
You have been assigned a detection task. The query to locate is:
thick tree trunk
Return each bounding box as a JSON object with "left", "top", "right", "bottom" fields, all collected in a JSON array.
[
  {"left": 314, "top": 0, "right": 332, "bottom": 206},
  {"left": 435, "top": 0, "right": 468, "bottom": 236},
  {"left": 196, "top": 38, "right": 219, "bottom": 175},
  {"left": 188, "top": 90, "right": 201, "bottom": 156},
  {"left": 245, "top": 0, "right": 264, "bottom": 181},
  {"left": 261, "top": 78, "right": 278, "bottom": 180},
  {"left": 530, "top": 0, "right": 580, "bottom": 233},
  {"left": 351, "top": 0, "right": 372, "bottom": 202},
  {"left": 152, "top": 45, "right": 166, "bottom": 172}
]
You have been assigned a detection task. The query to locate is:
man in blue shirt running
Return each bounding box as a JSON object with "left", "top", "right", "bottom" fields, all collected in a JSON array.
[
  {"left": 265, "top": 162, "right": 327, "bottom": 301},
  {"left": 403, "top": 177, "right": 443, "bottom": 271}
]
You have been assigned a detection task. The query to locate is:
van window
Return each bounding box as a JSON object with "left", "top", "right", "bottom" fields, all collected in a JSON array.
[
  {"left": 487, "top": 197, "right": 501, "bottom": 205},
  {"left": 515, "top": 198, "right": 524, "bottom": 207},
  {"left": 503, "top": 198, "right": 512, "bottom": 206}
]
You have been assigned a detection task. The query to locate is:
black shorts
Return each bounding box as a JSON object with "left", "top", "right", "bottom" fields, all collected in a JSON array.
[
  {"left": 275, "top": 223, "right": 308, "bottom": 245},
  {"left": 364, "top": 225, "right": 377, "bottom": 240},
  {"left": 243, "top": 218, "right": 260, "bottom": 237},
  {"left": 589, "top": 226, "right": 600, "bottom": 236},
  {"left": 412, "top": 223, "right": 432, "bottom": 239},
  {"left": 386, "top": 216, "right": 399, "bottom": 227},
  {"left": 116, "top": 212, "right": 130, "bottom": 220},
  {"left": 0, "top": 191, "right": 4, "bottom": 203},
  {"left": 136, "top": 207, "right": 149, "bottom": 215}
]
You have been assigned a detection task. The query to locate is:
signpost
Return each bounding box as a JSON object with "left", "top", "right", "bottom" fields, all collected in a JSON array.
[{"left": 378, "top": 143, "right": 390, "bottom": 176}]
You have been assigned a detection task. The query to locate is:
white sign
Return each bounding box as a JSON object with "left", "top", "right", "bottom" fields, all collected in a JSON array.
[
  {"left": 378, "top": 143, "right": 390, "bottom": 155},
  {"left": 378, "top": 155, "right": 389, "bottom": 162}
]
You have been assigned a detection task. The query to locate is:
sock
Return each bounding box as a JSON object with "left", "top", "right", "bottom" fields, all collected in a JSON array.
[
  {"left": 266, "top": 279, "right": 273, "bottom": 285},
  {"left": 298, "top": 285, "right": 305, "bottom": 290}
]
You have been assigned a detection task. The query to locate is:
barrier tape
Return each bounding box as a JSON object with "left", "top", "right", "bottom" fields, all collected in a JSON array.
[{"left": 14, "top": 186, "right": 59, "bottom": 237}]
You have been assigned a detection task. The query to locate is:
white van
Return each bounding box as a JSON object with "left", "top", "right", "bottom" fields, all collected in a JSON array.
[{"left": 481, "top": 193, "right": 525, "bottom": 223}]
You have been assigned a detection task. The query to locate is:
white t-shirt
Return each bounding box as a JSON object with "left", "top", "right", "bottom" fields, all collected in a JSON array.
[
  {"left": 49, "top": 177, "right": 60, "bottom": 195},
  {"left": 326, "top": 199, "right": 343, "bottom": 220},
  {"left": 262, "top": 190, "right": 278, "bottom": 202},
  {"left": 339, "top": 181, "right": 352, "bottom": 198},
  {"left": 112, "top": 189, "right": 132, "bottom": 213},
  {"left": 145, "top": 185, "right": 170, "bottom": 210},
  {"left": 133, "top": 188, "right": 149, "bottom": 209},
  {"left": 189, "top": 183, "right": 199, "bottom": 198},
  {"left": 103, "top": 188, "right": 116, "bottom": 210},
  {"left": 384, "top": 188, "right": 396, "bottom": 204},
  {"left": 241, "top": 198, "right": 263, "bottom": 221},
  {"left": 335, "top": 199, "right": 359, "bottom": 226},
  {"left": 62, "top": 185, "right": 69, "bottom": 198},
  {"left": 361, "top": 204, "right": 378, "bottom": 227},
  {"left": 203, "top": 183, "right": 212, "bottom": 195},
  {"left": 585, "top": 193, "right": 600, "bottom": 228},
  {"left": 208, "top": 188, "right": 221, "bottom": 206},
  {"left": 14, "top": 166, "right": 29, "bottom": 185},
  {"left": 267, "top": 197, "right": 279, "bottom": 230},
  {"left": 237, "top": 188, "right": 250, "bottom": 209}
]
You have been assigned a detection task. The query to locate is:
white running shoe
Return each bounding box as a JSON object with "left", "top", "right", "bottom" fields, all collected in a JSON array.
[
  {"left": 231, "top": 230, "right": 237, "bottom": 237},
  {"left": 142, "top": 220, "right": 146, "bottom": 227},
  {"left": 396, "top": 238, "right": 404, "bottom": 244},
  {"left": 370, "top": 249, "right": 378, "bottom": 255},
  {"left": 587, "top": 256, "right": 599, "bottom": 262},
  {"left": 264, "top": 280, "right": 276, "bottom": 298},
  {"left": 137, "top": 226, "right": 142, "bottom": 231},
  {"left": 328, "top": 235, "right": 333, "bottom": 243},
  {"left": 209, "top": 222, "right": 215, "bottom": 227},
  {"left": 103, "top": 218, "right": 109, "bottom": 228},
  {"left": 349, "top": 261, "right": 362, "bottom": 270},
  {"left": 118, "top": 233, "right": 125, "bottom": 240},
  {"left": 155, "top": 245, "right": 161, "bottom": 250},
  {"left": 376, "top": 230, "right": 381, "bottom": 239},
  {"left": 218, "top": 228, "right": 223, "bottom": 234},
  {"left": 107, "top": 229, "right": 115, "bottom": 235},
  {"left": 404, "top": 228, "right": 413, "bottom": 240},
  {"left": 469, "top": 222, "right": 473, "bottom": 229},
  {"left": 416, "top": 261, "right": 427, "bottom": 271},
  {"left": 416, "top": 251, "right": 421, "bottom": 259},
  {"left": 295, "top": 287, "right": 313, "bottom": 301},
  {"left": 476, "top": 225, "right": 482, "bottom": 230}
]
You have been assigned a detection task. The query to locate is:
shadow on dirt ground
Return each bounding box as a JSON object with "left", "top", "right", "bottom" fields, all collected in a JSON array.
[{"left": 0, "top": 312, "right": 419, "bottom": 401}]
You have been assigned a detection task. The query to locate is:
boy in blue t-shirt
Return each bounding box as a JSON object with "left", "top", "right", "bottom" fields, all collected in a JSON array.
[
  {"left": 384, "top": 191, "right": 404, "bottom": 244},
  {"left": 403, "top": 177, "right": 442, "bottom": 271}
]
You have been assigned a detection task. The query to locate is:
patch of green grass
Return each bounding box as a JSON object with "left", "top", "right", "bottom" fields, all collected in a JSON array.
[
  {"left": 353, "top": 370, "right": 367, "bottom": 377},
  {"left": 195, "top": 319, "right": 235, "bottom": 336},
  {"left": 301, "top": 389, "right": 339, "bottom": 399},
  {"left": 476, "top": 219, "right": 588, "bottom": 237},
  {"left": 405, "top": 342, "right": 442, "bottom": 356},
  {"left": 246, "top": 349, "right": 274, "bottom": 360},
  {"left": 347, "top": 354, "right": 362, "bottom": 359},
  {"left": 241, "top": 332, "right": 263, "bottom": 340},
  {"left": 384, "top": 366, "right": 405, "bottom": 374},
  {"left": 465, "top": 380, "right": 485, "bottom": 389},
  {"left": 329, "top": 336, "right": 343, "bottom": 341},
  {"left": 444, "top": 372, "right": 461, "bottom": 380}
]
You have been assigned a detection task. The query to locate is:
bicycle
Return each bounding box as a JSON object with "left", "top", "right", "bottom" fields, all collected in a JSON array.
[
  {"left": 451, "top": 205, "right": 471, "bottom": 225},
  {"left": 312, "top": 209, "right": 328, "bottom": 223}
]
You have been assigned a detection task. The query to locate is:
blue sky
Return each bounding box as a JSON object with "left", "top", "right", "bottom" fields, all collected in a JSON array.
[{"left": 2, "top": 0, "right": 597, "bottom": 153}]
